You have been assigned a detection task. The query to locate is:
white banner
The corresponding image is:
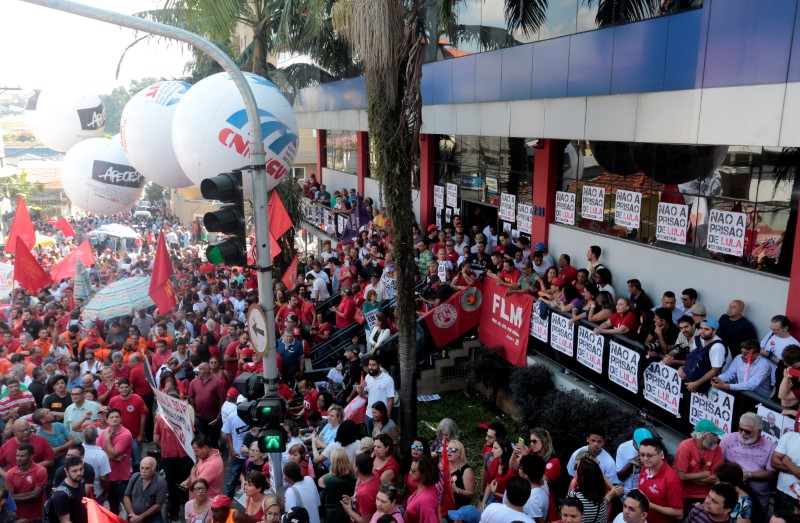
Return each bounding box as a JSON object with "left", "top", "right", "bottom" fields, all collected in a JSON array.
[
  {"left": 517, "top": 204, "right": 533, "bottom": 234},
  {"left": 530, "top": 308, "right": 548, "bottom": 343},
  {"left": 500, "top": 193, "right": 516, "bottom": 222},
  {"left": 437, "top": 261, "right": 448, "bottom": 282},
  {"left": 446, "top": 183, "right": 458, "bottom": 208},
  {"left": 337, "top": 215, "right": 347, "bottom": 235},
  {"left": 364, "top": 309, "right": 381, "bottom": 330},
  {"left": 144, "top": 359, "right": 196, "bottom": 462},
  {"left": 550, "top": 313, "right": 574, "bottom": 356},
  {"left": 608, "top": 341, "right": 639, "bottom": 394},
  {"left": 0, "top": 263, "right": 14, "bottom": 299},
  {"left": 434, "top": 185, "right": 445, "bottom": 209},
  {"left": 643, "top": 362, "right": 681, "bottom": 416},
  {"left": 707, "top": 209, "right": 747, "bottom": 256},
  {"left": 576, "top": 326, "right": 604, "bottom": 373},
  {"left": 381, "top": 273, "right": 397, "bottom": 300},
  {"left": 615, "top": 189, "right": 642, "bottom": 229},
  {"left": 445, "top": 207, "right": 452, "bottom": 224},
  {"left": 689, "top": 390, "right": 735, "bottom": 433},
  {"left": 581, "top": 186, "right": 605, "bottom": 222},
  {"left": 555, "top": 191, "right": 576, "bottom": 225},
  {"left": 656, "top": 202, "right": 689, "bottom": 245}
]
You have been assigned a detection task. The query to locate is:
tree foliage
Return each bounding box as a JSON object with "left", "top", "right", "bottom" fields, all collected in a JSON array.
[
  {"left": 99, "top": 77, "right": 164, "bottom": 135},
  {"left": 0, "top": 171, "right": 44, "bottom": 202}
]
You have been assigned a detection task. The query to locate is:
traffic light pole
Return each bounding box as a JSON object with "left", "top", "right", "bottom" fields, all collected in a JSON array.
[{"left": 20, "top": 0, "right": 283, "bottom": 495}]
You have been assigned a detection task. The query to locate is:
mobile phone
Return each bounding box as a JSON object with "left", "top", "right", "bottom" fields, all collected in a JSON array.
[{"left": 518, "top": 437, "right": 525, "bottom": 447}]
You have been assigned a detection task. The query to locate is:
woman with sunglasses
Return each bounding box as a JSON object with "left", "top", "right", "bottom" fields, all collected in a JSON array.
[
  {"left": 401, "top": 437, "right": 430, "bottom": 495},
  {"left": 511, "top": 428, "right": 561, "bottom": 486},
  {"left": 444, "top": 440, "right": 474, "bottom": 509},
  {"left": 342, "top": 452, "right": 381, "bottom": 523},
  {"left": 183, "top": 478, "right": 211, "bottom": 523}
]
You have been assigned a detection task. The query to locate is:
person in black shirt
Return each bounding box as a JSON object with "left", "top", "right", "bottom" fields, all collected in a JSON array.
[
  {"left": 20, "top": 310, "right": 44, "bottom": 341},
  {"left": 28, "top": 368, "right": 47, "bottom": 408},
  {"left": 467, "top": 241, "right": 490, "bottom": 276},
  {"left": 53, "top": 444, "right": 96, "bottom": 498},
  {"left": 418, "top": 276, "right": 454, "bottom": 310},
  {"left": 51, "top": 455, "right": 88, "bottom": 523}
]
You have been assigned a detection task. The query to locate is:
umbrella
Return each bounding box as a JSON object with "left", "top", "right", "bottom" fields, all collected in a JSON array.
[
  {"left": 87, "top": 223, "right": 142, "bottom": 239},
  {"left": 82, "top": 276, "right": 154, "bottom": 321},
  {"left": 73, "top": 259, "right": 92, "bottom": 300},
  {"left": 3, "top": 233, "right": 57, "bottom": 247}
]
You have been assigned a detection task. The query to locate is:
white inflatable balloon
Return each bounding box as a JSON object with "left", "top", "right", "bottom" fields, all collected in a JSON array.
[
  {"left": 28, "top": 89, "right": 105, "bottom": 152},
  {"left": 121, "top": 81, "right": 193, "bottom": 189},
  {"left": 172, "top": 72, "right": 298, "bottom": 197},
  {"left": 61, "top": 138, "right": 145, "bottom": 215}
]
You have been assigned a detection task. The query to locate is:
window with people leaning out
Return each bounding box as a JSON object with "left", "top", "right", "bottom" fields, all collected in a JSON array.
[{"left": 553, "top": 141, "right": 795, "bottom": 277}]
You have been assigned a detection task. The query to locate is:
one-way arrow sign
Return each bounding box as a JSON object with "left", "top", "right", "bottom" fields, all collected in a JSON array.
[{"left": 247, "top": 304, "right": 269, "bottom": 356}]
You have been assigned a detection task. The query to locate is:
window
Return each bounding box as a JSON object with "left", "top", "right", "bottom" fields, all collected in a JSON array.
[
  {"left": 556, "top": 141, "right": 795, "bottom": 277},
  {"left": 325, "top": 130, "right": 358, "bottom": 174},
  {"left": 292, "top": 167, "right": 306, "bottom": 180}
]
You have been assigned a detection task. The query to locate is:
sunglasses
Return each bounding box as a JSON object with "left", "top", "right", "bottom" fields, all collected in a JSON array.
[
  {"left": 381, "top": 482, "right": 397, "bottom": 491},
  {"left": 738, "top": 427, "right": 753, "bottom": 436},
  {"left": 410, "top": 444, "right": 424, "bottom": 451},
  {"left": 446, "top": 447, "right": 459, "bottom": 453},
  {"left": 530, "top": 439, "right": 540, "bottom": 444}
]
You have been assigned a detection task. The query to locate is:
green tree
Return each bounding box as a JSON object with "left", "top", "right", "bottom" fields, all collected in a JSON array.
[
  {"left": 0, "top": 171, "right": 44, "bottom": 202},
  {"left": 99, "top": 77, "right": 164, "bottom": 135},
  {"left": 144, "top": 181, "right": 166, "bottom": 203}
]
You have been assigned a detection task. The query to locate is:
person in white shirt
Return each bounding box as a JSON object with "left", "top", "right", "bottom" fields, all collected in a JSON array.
[
  {"left": 611, "top": 489, "right": 650, "bottom": 523},
  {"left": 82, "top": 425, "right": 112, "bottom": 503},
  {"left": 359, "top": 356, "right": 395, "bottom": 437},
  {"left": 615, "top": 428, "right": 653, "bottom": 495},
  {"left": 508, "top": 454, "right": 550, "bottom": 523},
  {"left": 364, "top": 274, "right": 387, "bottom": 303},
  {"left": 481, "top": 476, "right": 535, "bottom": 523},
  {"left": 566, "top": 429, "right": 620, "bottom": 484},
  {"left": 760, "top": 314, "right": 800, "bottom": 373},
  {"left": 306, "top": 274, "right": 331, "bottom": 303},
  {"left": 283, "top": 462, "right": 321, "bottom": 523}
]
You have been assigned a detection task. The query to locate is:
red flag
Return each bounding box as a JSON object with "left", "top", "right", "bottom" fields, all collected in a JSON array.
[
  {"left": 5, "top": 196, "right": 35, "bottom": 254},
  {"left": 53, "top": 218, "right": 76, "bottom": 238},
  {"left": 13, "top": 237, "right": 52, "bottom": 291},
  {"left": 478, "top": 277, "right": 533, "bottom": 367},
  {"left": 49, "top": 239, "right": 96, "bottom": 282},
  {"left": 269, "top": 191, "right": 293, "bottom": 239},
  {"left": 246, "top": 234, "right": 282, "bottom": 265},
  {"left": 281, "top": 257, "right": 298, "bottom": 290},
  {"left": 440, "top": 435, "right": 455, "bottom": 515},
  {"left": 84, "top": 497, "right": 126, "bottom": 523},
  {"left": 149, "top": 231, "right": 177, "bottom": 315},
  {"left": 423, "top": 281, "right": 484, "bottom": 347}
]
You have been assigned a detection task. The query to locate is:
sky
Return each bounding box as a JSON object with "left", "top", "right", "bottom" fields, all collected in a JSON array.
[{"left": 0, "top": 0, "right": 190, "bottom": 95}]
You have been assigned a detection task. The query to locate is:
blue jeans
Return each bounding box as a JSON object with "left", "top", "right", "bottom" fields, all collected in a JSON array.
[
  {"left": 131, "top": 438, "right": 141, "bottom": 471},
  {"left": 225, "top": 457, "right": 246, "bottom": 497},
  {"left": 365, "top": 416, "right": 374, "bottom": 437}
]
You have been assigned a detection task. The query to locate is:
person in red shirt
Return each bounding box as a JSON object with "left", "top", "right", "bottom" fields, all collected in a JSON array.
[
  {"left": 188, "top": 362, "right": 226, "bottom": 447},
  {"left": 334, "top": 287, "right": 357, "bottom": 330},
  {"left": 673, "top": 420, "right": 725, "bottom": 512},
  {"left": 637, "top": 438, "right": 684, "bottom": 523},
  {"left": 496, "top": 259, "right": 522, "bottom": 287},
  {"left": 6, "top": 441, "right": 48, "bottom": 521},
  {"left": 0, "top": 331, "right": 20, "bottom": 355},
  {"left": 224, "top": 333, "right": 248, "bottom": 380},
  {"left": 0, "top": 419, "right": 55, "bottom": 476},
  {"left": 557, "top": 254, "right": 579, "bottom": 285},
  {"left": 97, "top": 366, "right": 121, "bottom": 406},
  {"left": 154, "top": 390, "right": 193, "bottom": 522},
  {"left": 274, "top": 296, "right": 302, "bottom": 336},
  {"left": 594, "top": 297, "right": 639, "bottom": 338}
]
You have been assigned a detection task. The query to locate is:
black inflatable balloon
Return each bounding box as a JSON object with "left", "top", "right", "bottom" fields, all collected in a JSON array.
[
  {"left": 589, "top": 141, "right": 641, "bottom": 176},
  {"left": 631, "top": 143, "right": 728, "bottom": 185}
]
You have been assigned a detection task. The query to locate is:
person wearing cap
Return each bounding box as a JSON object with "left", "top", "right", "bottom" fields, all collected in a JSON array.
[
  {"left": 221, "top": 388, "right": 249, "bottom": 498},
  {"left": 689, "top": 303, "right": 708, "bottom": 326},
  {"left": 678, "top": 317, "right": 732, "bottom": 393},
  {"left": 208, "top": 493, "right": 259, "bottom": 523},
  {"left": 674, "top": 419, "right": 725, "bottom": 512},
  {"left": 449, "top": 504, "right": 481, "bottom": 523},
  {"left": 534, "top": 241, "right": 555, "bottom": 267},
  {"left": 615, "top": 427, "right": 654, "bottom": 495}
]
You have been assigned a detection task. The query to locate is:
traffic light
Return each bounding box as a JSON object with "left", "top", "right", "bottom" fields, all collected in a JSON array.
[
  {"left": 234, "top": 372, "right": 265, "bottom": 426},
  {"left": 201, "top": 169, "right": 246, "bottom": 266},
  {"left": 253, "top": 396, "right": 287, "bottom": 453},
  {"left": 257, "top": 427, "right": 287, "bottom": 452}
]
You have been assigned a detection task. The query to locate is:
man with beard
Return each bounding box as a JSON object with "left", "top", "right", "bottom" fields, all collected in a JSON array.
[
  {"left": 674, "top": 419, "right": 725, "bottom": 514},
  {"left": 720, "top": 412, "right": 775, "bottom": 513},
  {"left": 566, "top": 428, "right": 619, "bottom": 483},
  {"left": 358, "top": 354, "right": 395, "bottom": 437},
  {"left": 679, "top": 318, "right": 731, "bottom": 393},
  {"left": 341, "top": 346, "right": 363, "bottom": 404}
]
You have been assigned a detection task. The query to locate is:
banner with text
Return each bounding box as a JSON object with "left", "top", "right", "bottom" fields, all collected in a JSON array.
[
  {"left": 479, "top": 278, "right": 532, "bottom": 367},
  {"left": 550, "top": 313, "right": 574, "bottom": 357},
  {"left": 517, "top": 203, "right": 533, "bottom": 234},
  {"left": 555, "top": 191, "right": 576, "bottom": 225},
  {"left": 643, "top": 362, "right": 681, "bottom": 416},
  {"left": 144, "top": 359, "right": 196, "bottom": 462},
  {"left": 530, "top": 307, "right": 549, "bottom": 343},
  {"left": 424, "top": 282, "right": 484, "bottom": 348},
  {"left": 615, "top": 190, "right": 642, "bottom": 229},
  {"left": 0, "top": 263, "right": 13, "bottom": 299},
  {"left": 581, "top": 186, "right": 605, "bottom": 222},
  {"left": 656, "top": 202, "right": 689, "bottom": 244},
  {"left": 576, "top": 326, "right": 604, "bottom": 373},
  {"left": 689, "top": 390, "right": 735, "bottom": 433},
  {"left": 707, "top": 209, "right": 746, "bottom": 257},
  {"left": 608, "top": 341, "right": 640, "bottom": 394},
  {"left": 446, "top": 183, "right": 459, "bottom": 208},
  {"left": 434, "top": 185, "right": 445, "bottom": 209},
  {"left": 500, "top": 193, "right": 516, "bottom": 222}
]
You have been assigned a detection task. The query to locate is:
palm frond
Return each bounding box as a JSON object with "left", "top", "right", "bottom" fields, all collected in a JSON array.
[{"left": 504, "top": 0, "right": 548, "bottom": 37}]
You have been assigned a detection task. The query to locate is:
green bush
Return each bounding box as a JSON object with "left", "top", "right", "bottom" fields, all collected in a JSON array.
[{"left": 470, "top": 345, "right": 513, "bottom": 401}]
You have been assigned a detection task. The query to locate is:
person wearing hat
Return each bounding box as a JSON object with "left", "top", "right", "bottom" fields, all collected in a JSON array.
[
  {"left": 448, "top": 504, "right": 481, "bottom": 523},
  {"left": 615, "top": 427, "right": 654, "bottom": 495},
  {"left": 673, "top": 419, "right": 725, "bottom": 513},
  {"left": 424, "top": 224, "right": 439, "bottom": 247},
  {"left": 689, "top": 303, "right": 708, "bottom": 325},
  {"left": 208, "top": 493, "right": 259, "bottom": 523},
  {"left": 678, "top": 317, "right": 732, "bottom": 393}
]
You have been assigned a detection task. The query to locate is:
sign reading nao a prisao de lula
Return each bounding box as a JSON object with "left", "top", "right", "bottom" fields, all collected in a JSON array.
[
  {"left": 555, "top": 191, "right": 576, "bottom": 225},
  {"left": 614, "top": 189, "right": 642, "bottom": 229},
  {"left": 581, "top": 185, "right": 605, "bottom": 222},
  {"left": 446, "top": 183, "right": 458, "bottom": 208},
  {"left": 706, "top": 209, "right": 746, "bottom": 257},
  {"left": 434, "top": 185, "right": 445, "bottom": 209},
  {"left": 517, "top": 203, "right": 532, "bottom": 234},
  {"left": 500, "top": 193, "right": 516, "bottom": 222},
  {"left": 656, "top": 202, "right": 689, "bottom": 245}
]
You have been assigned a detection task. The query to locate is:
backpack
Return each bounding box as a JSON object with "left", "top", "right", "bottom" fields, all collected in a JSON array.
[
  {"left": 684, "top": 339, "right": 727, "bottom": 392},
  {"left": 43, "top": 485, "right": 72, "bottom": 523}
]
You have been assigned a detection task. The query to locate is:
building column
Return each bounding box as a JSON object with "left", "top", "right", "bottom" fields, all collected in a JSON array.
[
  {"left": 786, "top": 215, "right": 800, "bottom": 334},
  {"left": 531, "top": 139, "right": 559, "bottom": 244},
  {"left": 419, "top": 134, "right": 436, "bottom": 228},
  {"left": 316, "top": 129, "right": 327, "bottom": 183},
  {"left": 356, "top": 131, "right": 369, "bottom": 196}
]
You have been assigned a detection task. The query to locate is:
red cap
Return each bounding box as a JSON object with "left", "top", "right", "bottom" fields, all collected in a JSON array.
[
  {"left": 226, "top": 387, "right": 239, "bottom": 399},
  {"left": 427, "top": 224, "right": 438, "bottom": 232},
  {"left": 210, "top": 495, "right": 232, "bottom": 508},
  {"left": 552, "top": 277, "right": 565, "bottom": 286},
  {"left": 240, "top": 347, "right": 254, "bottom": 358},
  {"left": 492, "top": 246, "right": 504, "bottom": 254}
]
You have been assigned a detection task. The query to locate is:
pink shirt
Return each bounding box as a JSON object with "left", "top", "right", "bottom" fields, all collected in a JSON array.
[
  {"left": 100, "top": 426, "right": 133, "bottom": 481},
  {"left": 192, "top": 449, "right": 224, "bottom": 499},
  {"left": 405, "top": 484, "right": 440, "bottom": 523},
  {"left": 720, "top": 432, "right": 775, "bottom": 508}
]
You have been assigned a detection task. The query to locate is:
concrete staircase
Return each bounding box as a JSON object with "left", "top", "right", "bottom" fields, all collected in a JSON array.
[{"left": 416, "top": 340, "right": 479, "bottom": 395}]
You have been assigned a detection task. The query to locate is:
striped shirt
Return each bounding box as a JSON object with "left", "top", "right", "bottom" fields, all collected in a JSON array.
[{"left": 0, "top": 390, "right": 35, "bottom": 417}]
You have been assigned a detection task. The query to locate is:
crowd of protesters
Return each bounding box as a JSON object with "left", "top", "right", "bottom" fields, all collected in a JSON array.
[{"left": 0, "top": 174, "right": 797, "bottom": 523}]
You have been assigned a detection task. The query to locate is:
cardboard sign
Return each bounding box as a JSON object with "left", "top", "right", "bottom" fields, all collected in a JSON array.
[
  {"left": 757, "top": 404, "right": 795, "bottom": 443},
  {"left": 576, "top": 326, "right": 604, "bottom": 373},
  {"left": 500, "top": 193, "right": 516, "bottom": 222},
  {"left": 615, "top": 189, "right": 642, "bottom": 229},
  {"left": 144, "top": 359, "right": 196, "bottom": 461},
  {"left": 690, "top": 390, "right": 735, "bottom": 433},
  {"left": 530, "top": 307, "right": 549, "bottom": 343},
  {"left": 643, "top": 362, "right": 681, "bottom": 416},
  {"left": 434, "top": 185, "right": 445, "bottom": 209},
  {"left": 608, "top": 341, "right": 639, "bottom": 394},
  {"left": 555, "top": 191, "right": 576, "bottom": 225},
  {"left": 550, "top": 313, "right": 574, "bottom": 357},
  {"left": 581, "top": 185, "right": 605, "bottom": 222},
  {"left": 656, "top": 202, "right": 689, "bottom": 245},
  {"left": 446, "top": 183, "right": 458, "bottom": 208},
  {"left": 707, "top": 209, "right": 747, "bottom": 256},
  {"left": 517, "top": 203, "right": 533, "bottom": 234}
]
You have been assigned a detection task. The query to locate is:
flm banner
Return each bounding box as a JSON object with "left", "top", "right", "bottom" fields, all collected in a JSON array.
[
  {"left": 424, "top": 281, "right": 484, "bottom": 347},
  {"left": 478, "top": 278, "right": 533, "bottom": 367}
]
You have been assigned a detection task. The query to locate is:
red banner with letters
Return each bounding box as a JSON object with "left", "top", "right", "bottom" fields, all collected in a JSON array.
[
  {"left": 423, "top": 281, "right": 484, "bottom": 347},
  {"left": 478, "top": 277, "right": 534, "bottom": 367}
]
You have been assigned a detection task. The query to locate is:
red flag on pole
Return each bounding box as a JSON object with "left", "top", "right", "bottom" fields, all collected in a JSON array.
[
  {"left": 53, "top": 217, "right": 76, "bottom": 238},
  {"left": 5, "top": 196, "right": 35, "bottom": 254},
  {"left": 13, "top": 237, "right": 52, "bottom": 292},
  {"left": 84, "top": 497, "right": 127, "bottom": 523},
  {"left": 281, "top": 257, "right": 298, "bottom": 290},
  {"left": 439, "top": 435, "right": 456, "bottom": 515},
  {"left": 149, "top": 231, "right": 177, "bottom": 315},
  {"left": 268, "top": 191, "right": 293, "bottom": 239},
  {"left": 49, "top": 239, "right": 96, "bottom": 282}
]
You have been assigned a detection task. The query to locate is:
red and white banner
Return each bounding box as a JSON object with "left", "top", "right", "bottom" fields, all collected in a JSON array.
[
  {"left": 424, "top": 281, "right": 484, "bottom": 347},
  {"left": 478, "top": 278, "right": 533, "bottom": 367}
]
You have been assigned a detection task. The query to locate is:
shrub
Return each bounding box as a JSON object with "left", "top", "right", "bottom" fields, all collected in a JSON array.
[
  {"left": 470, "top": 345, "right": 513, "bottom": 402},
  {"left": 508, "top": 363, "right": 556, "bottom": 409}
]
